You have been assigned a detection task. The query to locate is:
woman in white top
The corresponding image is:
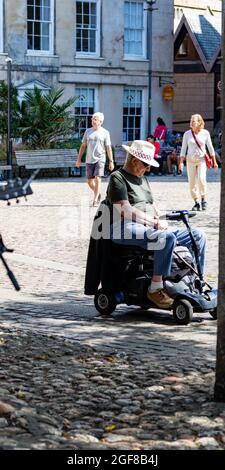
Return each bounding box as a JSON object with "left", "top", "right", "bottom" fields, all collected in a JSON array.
[{"left": 180, "top": 114, "right": 218, "bottom": 211}]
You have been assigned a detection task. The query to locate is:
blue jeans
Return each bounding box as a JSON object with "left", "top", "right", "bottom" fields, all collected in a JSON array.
[{"left": 111, "top": 221, "right": 206, "bottom": 277}]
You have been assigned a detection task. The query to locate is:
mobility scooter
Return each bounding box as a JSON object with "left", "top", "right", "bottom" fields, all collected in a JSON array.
[{"left": 85, "top": 208, "right": 217, "bottom": 325}]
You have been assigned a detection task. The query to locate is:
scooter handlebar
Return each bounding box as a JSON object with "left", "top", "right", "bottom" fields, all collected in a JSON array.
[
  {"left": 187, "top": 211, "right": 197, "bottom": 218},
  {"left": 166, "top": 210, "right": 197, "bottom": 221}
]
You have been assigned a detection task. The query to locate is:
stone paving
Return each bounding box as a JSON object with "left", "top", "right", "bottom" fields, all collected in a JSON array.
[{"left": 0, "top": 170, "right": 224, "bottom": 450}]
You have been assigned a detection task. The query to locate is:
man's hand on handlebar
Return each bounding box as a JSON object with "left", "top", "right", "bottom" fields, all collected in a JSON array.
[
  {"left": 158, "top": 219, "right": 168, "bottom": 230},
  {"left": 153, "top": 216, "right": 168, "bottom": 230}
]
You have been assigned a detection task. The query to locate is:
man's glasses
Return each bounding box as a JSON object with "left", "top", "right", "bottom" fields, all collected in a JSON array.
[{"left": 141, "top": 160, "right": 151, "bottom": 169}]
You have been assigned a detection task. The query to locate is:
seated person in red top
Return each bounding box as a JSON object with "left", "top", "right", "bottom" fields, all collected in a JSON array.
[
  {"left": 153, "top": 117, "right": 168, "bottom": 142},
  {"left": 147, "top": 135, "right": 163, "bottom": 175},
  {"left": 147, "top": 135, "right": 161, "bottom": 158},
  {"left": 155, "top": 140, "right": 161, "bottom": 157}
]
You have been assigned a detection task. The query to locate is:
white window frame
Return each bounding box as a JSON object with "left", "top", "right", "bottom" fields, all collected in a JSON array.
[
  {"left": 124, "top": 1, "right": 147, "bottom": 60},
  {"left": 122, "top": 88, "right": 144, "bottom": 142},
  {"left": 74, "top": 86, "right": 98, "bottom": 137},
  {"left": 0, "top": 0, "right": 3, "bottom": 53},
  {"left": 75, "top": 0, "right": 101, "bottom": 58},
  {"left": 26, "top": 0, "right": 54, "bottom": 56}
]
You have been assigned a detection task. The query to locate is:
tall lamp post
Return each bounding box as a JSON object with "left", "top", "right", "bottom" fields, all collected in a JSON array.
[
  {"left": 5, "top": 57, "right": 13, "bottom": 179},
  {"left": 145, "top": 0, "right": 157, "bottom": 134}
]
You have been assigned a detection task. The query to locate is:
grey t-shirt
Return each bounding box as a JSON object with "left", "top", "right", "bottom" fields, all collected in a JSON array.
[
  {"left": 82, "top": 126, "right": 111, "bottom": 163},
  {"left": 106, "top": 168, "right": 154, "bottom": 222}
]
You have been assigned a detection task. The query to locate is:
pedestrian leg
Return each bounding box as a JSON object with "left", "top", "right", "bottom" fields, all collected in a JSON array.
[
  {"left": 186, "top": 158, "right": 200, "bottom": 209},
  {"left": 87, "top": 178, "right": 95, "bottom": 193},
  {"left": 93, "top": 176, "right": 101, "bottom": 205}
]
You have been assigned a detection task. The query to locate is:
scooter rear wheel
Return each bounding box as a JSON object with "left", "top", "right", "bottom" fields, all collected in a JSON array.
[
  {"left": 173, "top": 299, "right": 193, "bottom": 325},
  {"left": 94, "top": 288, "right": 117, "bottom": 315}
]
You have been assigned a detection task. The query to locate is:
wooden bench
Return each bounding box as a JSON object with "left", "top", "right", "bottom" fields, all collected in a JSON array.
[
  {"left": 114, "top": 145, "right": 126, "bottom": 168},
  {"left": 14, "top": 148, "right": 85, "bottom": 177},
  {"left": 0, "top": 164, "right": 12, "bottom": 180},
  {"left": 0, "top": 165, "right": 12, "bottom": 170}
]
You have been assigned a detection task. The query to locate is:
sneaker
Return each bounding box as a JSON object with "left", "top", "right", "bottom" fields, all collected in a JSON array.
[
  {"left": 192, "top": 202, "right": 201, "bottom": 211},
  {"left": 201, "top": 200, "right": 207, "bottom": 211},
  {"left": 147, "top": 288, "right": 174, "bottom": 309}
]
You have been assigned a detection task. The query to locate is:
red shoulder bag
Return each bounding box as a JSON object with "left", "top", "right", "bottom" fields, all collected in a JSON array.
[{"left": 191, "top": 130, "right": 213, "bottom": 169}]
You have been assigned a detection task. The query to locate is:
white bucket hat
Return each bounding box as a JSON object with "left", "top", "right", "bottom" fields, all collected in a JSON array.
[{"left": 122, "top": 140, "right": 159, "bottom": 168}]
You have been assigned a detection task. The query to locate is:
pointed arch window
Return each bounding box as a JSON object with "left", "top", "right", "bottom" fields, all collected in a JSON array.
[{"left": 177, "top": 34, "right": 188, "bottom": 57}]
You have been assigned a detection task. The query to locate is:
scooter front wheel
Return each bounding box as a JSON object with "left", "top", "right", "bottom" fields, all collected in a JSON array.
[
  {"left": 94, "top": 288, "right": 117, "bottom": 315},
  {"left": 173, "top": 299, "right": 193, "bottom": 325}
]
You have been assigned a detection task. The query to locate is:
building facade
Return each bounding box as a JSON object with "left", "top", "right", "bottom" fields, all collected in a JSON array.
[
  {"left": 174, "top": 0, "right": 221, "bottom": 25},
  {"left": 0, "top": 0, "right": 174, "bottom": 147},
  {"left": 173, "top": 0, "right": 222, "bottom": 133}
]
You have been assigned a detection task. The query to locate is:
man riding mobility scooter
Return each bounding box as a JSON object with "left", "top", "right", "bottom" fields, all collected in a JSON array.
[
  {"left": 85, "top": 139, "right": 217, "bottom": 325},
  {"left": 85, "top": 204, "right": 217, "bottom": 325}
]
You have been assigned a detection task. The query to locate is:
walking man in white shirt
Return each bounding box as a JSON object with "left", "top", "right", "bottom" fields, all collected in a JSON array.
[{"left": 76, "top": 112, "right": 114, "bottom": 206}]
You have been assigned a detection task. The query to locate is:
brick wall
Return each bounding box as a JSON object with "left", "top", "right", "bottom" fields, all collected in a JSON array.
[{"left": 173, "top": 73, "right": 215, "bottom": 133}]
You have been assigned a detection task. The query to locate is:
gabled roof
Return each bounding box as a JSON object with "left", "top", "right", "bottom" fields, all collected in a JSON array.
[{"left": 174, "top": 13, "right": 221, "bottom": 72}]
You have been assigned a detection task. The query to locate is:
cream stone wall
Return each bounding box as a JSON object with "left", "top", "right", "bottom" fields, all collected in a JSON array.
[
  {"left": 174, "top": 0, "right": 221, "bottom": 13},
  {"left": 0, "top": 0, "right": 174, "bottom": 146}
]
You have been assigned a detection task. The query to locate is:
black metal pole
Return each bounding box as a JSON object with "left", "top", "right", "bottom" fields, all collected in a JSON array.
[
  {"left": 6, "top": 58, "right": 13, "bottom": 179},
  {"left": 146, "top": 1, "right": 157, "bottom": 135},
  {"left": 147, "top": 5, "right": 152, "bottom": 134},
  {"left": 214, "top": 0, "right": 225, "bottom": 403}
]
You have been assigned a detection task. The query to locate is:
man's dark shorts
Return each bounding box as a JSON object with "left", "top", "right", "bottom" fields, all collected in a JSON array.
[{"left": 86, "top": 161, "right": 105, "bottom": 179}]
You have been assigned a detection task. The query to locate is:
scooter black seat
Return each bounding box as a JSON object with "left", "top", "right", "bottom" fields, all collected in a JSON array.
[{"left": 112, "top": 243, "right": 154, "bottom": 258}]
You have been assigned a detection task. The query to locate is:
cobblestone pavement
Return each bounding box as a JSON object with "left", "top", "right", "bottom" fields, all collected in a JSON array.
[{"left": 0, "top": 171, "right": 224, "bottom": 450}]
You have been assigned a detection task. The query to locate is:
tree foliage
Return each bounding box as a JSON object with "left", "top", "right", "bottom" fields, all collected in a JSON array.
[
  {"left": 0, "top": 81, "right": 21, "bottom": 142},
  {"left": 19, "top": 87, "right": 76, "bottom": 148}
]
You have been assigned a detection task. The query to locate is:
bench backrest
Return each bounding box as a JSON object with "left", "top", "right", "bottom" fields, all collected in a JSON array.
[
  {"left": 0, "top": 164, "right": 12, "bottom": 170},
  {"left": 114, "top": 145, "right": 126, "bottom": 167},
  {"left": 15, "top": 149, "right": 78, "bottom": 169}
]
